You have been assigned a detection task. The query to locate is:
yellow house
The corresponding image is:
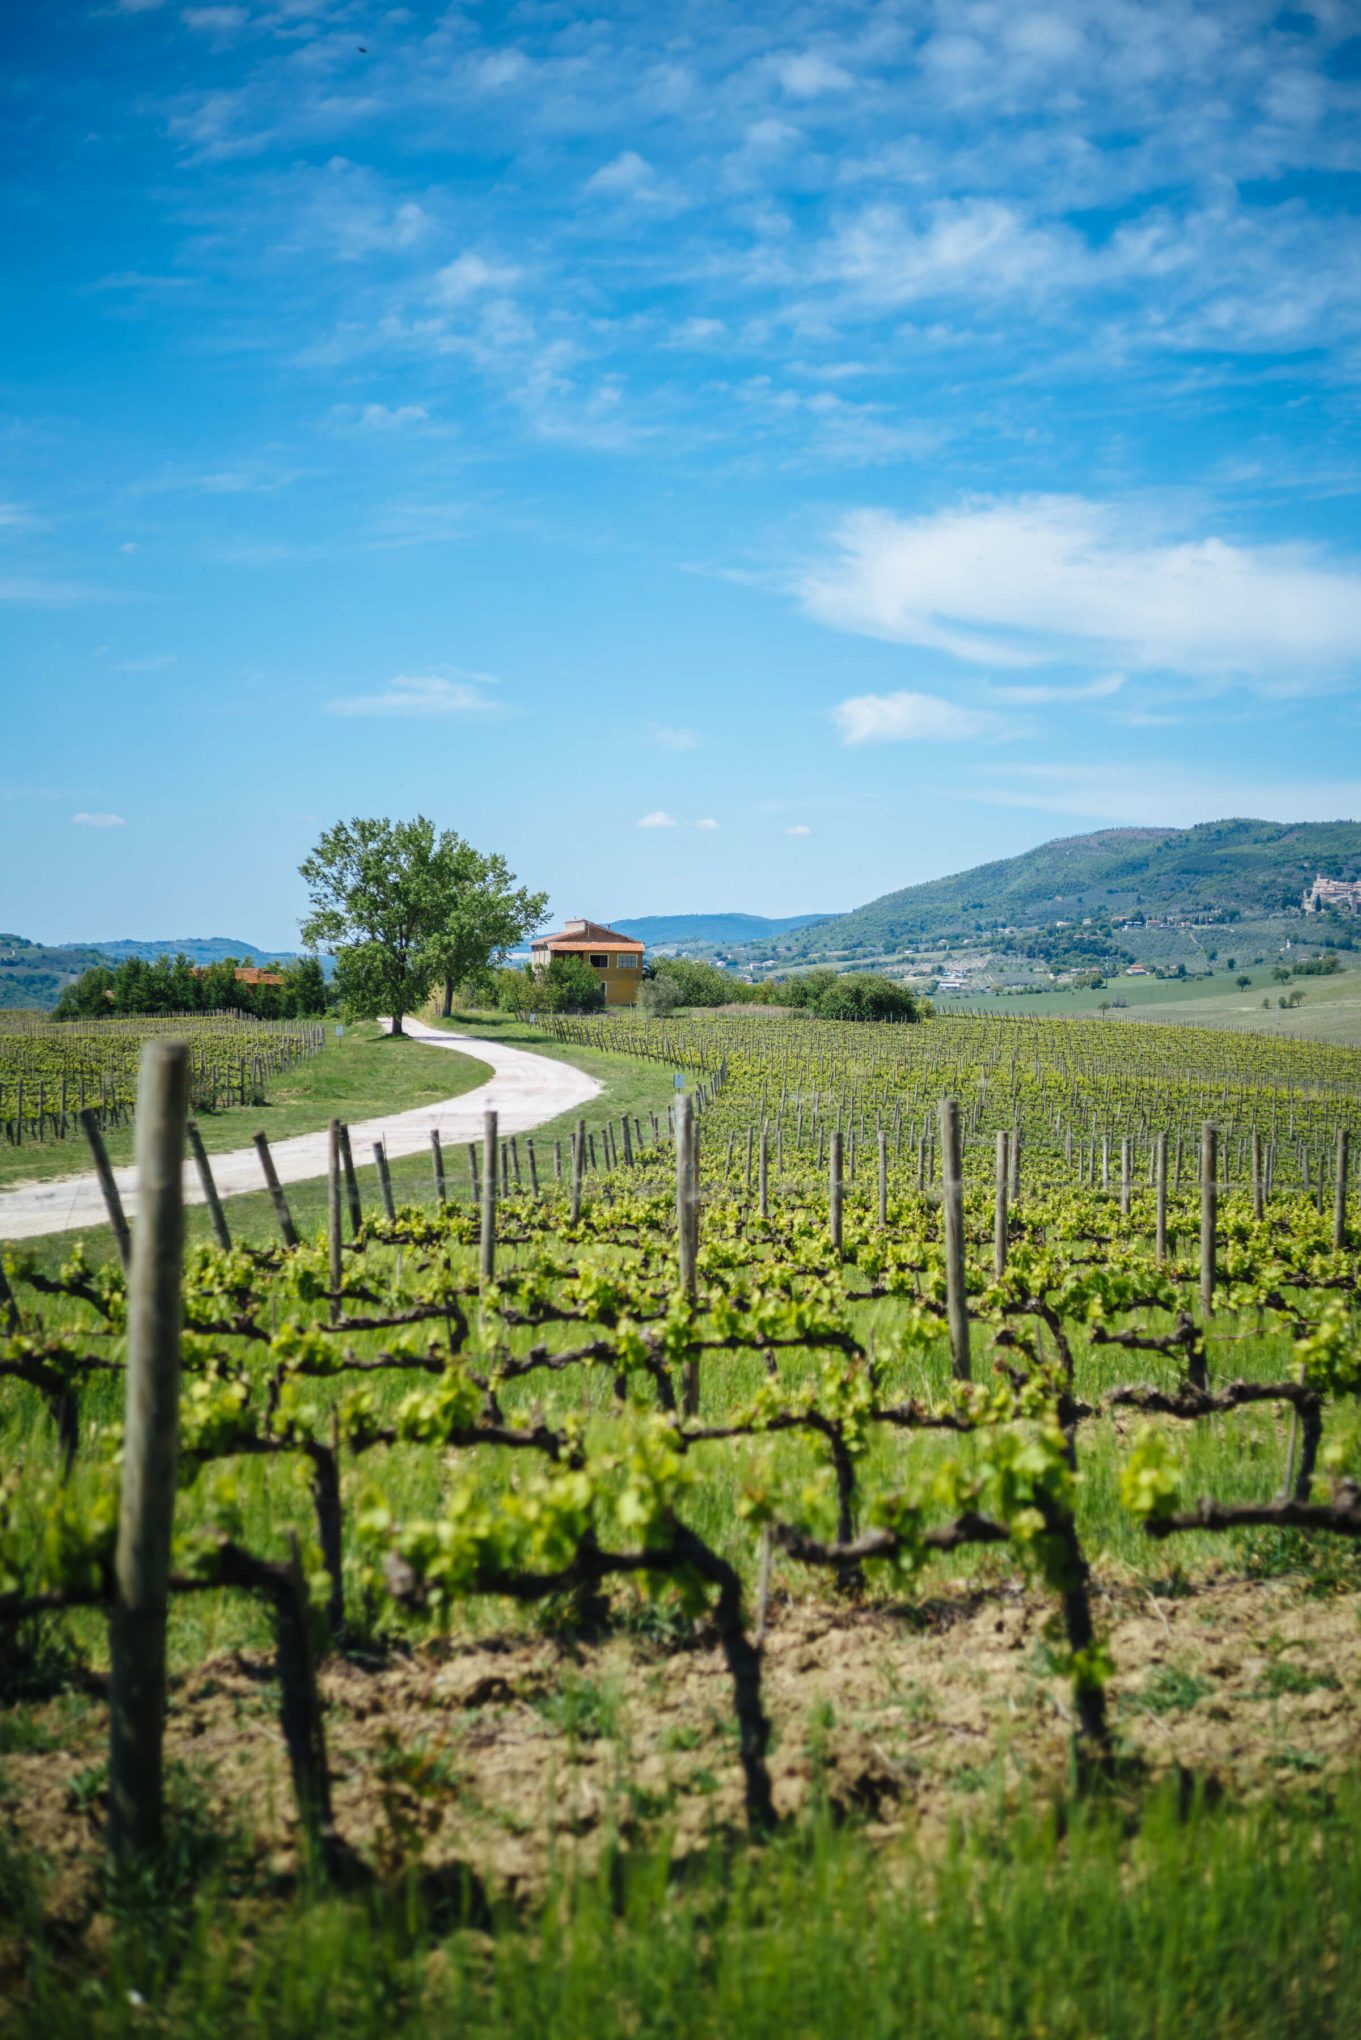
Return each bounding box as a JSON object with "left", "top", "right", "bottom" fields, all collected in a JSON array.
[{"left": 530, "top": 918, "right": 645, "bottom": 1007}]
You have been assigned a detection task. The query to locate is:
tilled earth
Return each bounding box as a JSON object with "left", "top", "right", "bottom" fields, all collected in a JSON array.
[{"left": 4, "top": 1562, "right": 1359, "bottom": 1963}]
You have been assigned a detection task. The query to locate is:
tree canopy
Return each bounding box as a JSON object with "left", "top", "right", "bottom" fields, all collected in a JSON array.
[{"left": 299, "top": 817, "right": 545, "bottom": 1034}]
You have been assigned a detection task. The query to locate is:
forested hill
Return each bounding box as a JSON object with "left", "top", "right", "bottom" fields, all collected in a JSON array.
[
  {"left": 611, "top": 912, "right": 832, "bottom": 947},
  {"left": 743, "top": 819, "right": 1361, "bottom": 964}
]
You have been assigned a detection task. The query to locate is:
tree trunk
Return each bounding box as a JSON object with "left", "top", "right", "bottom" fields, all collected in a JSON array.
[
  {"left": 391, "top": 1008, "right": 405, "bottom": 1037},
  {"left": 441, "top": 976, "right": 454, "bottom": 1018}
]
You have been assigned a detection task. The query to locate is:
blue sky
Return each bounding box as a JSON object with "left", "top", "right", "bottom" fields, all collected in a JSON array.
[{"left": 4, "top": 0, "right": 1361, "bottom": 950}]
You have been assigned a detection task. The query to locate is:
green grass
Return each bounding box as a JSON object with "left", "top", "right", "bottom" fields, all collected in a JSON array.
[
  {"left": 8, "top": 1778, "right": 1361, "bottom": 2036},
  {"left": 0, "top": 1022, "right": 491, "bottom": 1193},
  {"left": 940, "top": 963, "right": 1361, "bottom": 1044},
  {"left": 6, "top": 1011, "right": 682, "bottom": 1266}
]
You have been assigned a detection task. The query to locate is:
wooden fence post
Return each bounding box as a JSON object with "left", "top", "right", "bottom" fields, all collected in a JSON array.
[
  {"left": 1200, "top": 1122, "right": 1218, "bottom": 1316},
  {"left": 430, "top": 1129, "right": 447, "bottom": 1210},
  {"left": 108, "top": 1041, "right": 189, "bottom": 1867},
  {"left": 1334, "top": 1128, "right": 1350, "bottom": 1252},
  {"left": 939, "top": 1097, "right": 970, "bottom": 1380},
  {"left": 994, "top": 1129, "right": 1009, "bottom": 1280},
  {"left": 1155, "top": 1131, "right": 1168, "bottom": 1263},
  {"left": 571, "top": 1117, "right": 585, "bottom": 1222},
  {"left": 253, "top": 1132, "right": 298, "bottom": 1249},
  {"left": 373, "top": 1141, "right": 396, "bottom": 1222},
  {"left": 78, "top": 1108, "right": 132, "bottom": 1272},
  {"left": 1120, "top": 1136, "right": 1132, "bottom": 1217},
  {"left": 187, "top": 1120, "right": 231, "bottom": 1251},
  {"left": 480, "top": 1110, "right": 497, "bottom": 1281},
  {"left": 327, "top": 1119, "right": 343, "bottom": 1327},
  {"left": 877, "top": 1128, "right": 888, "bottom": 1228},
  {"left": 758, "top": 1121, "right": 769, "bottom": 1220},
  {"left": 828, "top": 1130, "right": 843, "bottom": 1252},
  {"left": 338, "top": 1123, "right": 362, "bottom": 1234}
]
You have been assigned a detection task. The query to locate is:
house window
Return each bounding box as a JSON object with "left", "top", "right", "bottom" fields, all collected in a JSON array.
[
  {"left": 618, "top": 954, "right": 639, "bottom": 969},
  {"left": 589, "top": 953, "right": 610, "bottom": 969}
]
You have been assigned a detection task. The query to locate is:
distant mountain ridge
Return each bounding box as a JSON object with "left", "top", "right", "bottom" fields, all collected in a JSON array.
[
  {"left": 0, "top": 932, "right": 302, "bottom": 1012},
  {"left": 741, "top": 818, "right": 1361, "bottom": 967},
  {"left": 66, "top": 936, "right": 301, "bottom": 967},
  {"left": 610, "top": 912, "right": 833, "bottom": 948}
]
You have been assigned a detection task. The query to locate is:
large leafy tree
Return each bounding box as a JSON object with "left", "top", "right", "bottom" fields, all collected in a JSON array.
[
  {"left": 425, "top": 844, "right": 547, "bottom": 1018},
  {"left": 299, "top": 816, "right": 544, "bottom": 1036}
]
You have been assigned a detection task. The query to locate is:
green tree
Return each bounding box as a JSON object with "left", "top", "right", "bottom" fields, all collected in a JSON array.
[
  {"left": 533, "top": 955, "right": 606, "bottom": 1014},
  {"left": 299, "top": 817, "right": 453, "bottom": 1037},
  {"left": 423, "top": 842, "right": 547, "bottom": 1018}
]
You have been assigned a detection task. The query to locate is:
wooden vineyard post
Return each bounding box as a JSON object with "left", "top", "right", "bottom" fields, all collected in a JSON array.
[
  {"left": 186, "top": 1120, "right": 231, "bottom": 1251},
  {"left": 1252, "top": 1130, "right": 1264, "bottom": 1221},
  {"left": 373, "top": 1141, "right": 397, "bottom": 1222},
  {"left": 1200, "top": 1122, "right": 1218, "bottom": 1317},
  {"left": 877, "top": 1128, "right": 888, "bottom": 1228},
  {"left": 1120, "top": 1136, "right": 1132, "bottom": 1217},
  {"left": 571, "top": 1117, "right": 585, "bottom": 1222},
  {"left": 939, "top": 1097, "right": 971, "bottom": 1380},
  {"left": 327, "top": 1120, "right": 343, "bottom": 1327},
  {"left": 480, "top": 1110, "right": 497, "bottom": 1282},
  {"left": 758, "top": 1121, "right": 769, "bottom": 1220},
  {"left": 676, "top": 1094, "right": 700, "bottom": 1416},
  {"left": 828, "top": 1130, "right": 843, "bottom": 1252},
  {"left": 430, "top": 1129, "right": 448, "bottom": 1210},
  {"left": 467, "top": 1141, "right": 480, "bottom": 1209},
  {"left": 338, "top": 1123, "right": 362, "bottom": 1234},
  {"left": 253, "top": 1133, "right": 299, "bottom": 1249},
  {"left": 108, "top": 1041, "right": 189, "bottom": 1868},
  {"left": 1009, "top": 1124, "right": 1021, "bottom": 1205},
  {"left": 78, "top": 1107, "right": 132, "bottom": 1272},
  {"left": 526, "top": 1137, "right": 539, "bottom": 1196},
  {"left": 1155, "top": 1131, "right": 1168, "bottom": 1263},
  {"left": 994, "top": 1129, "right": 1009, "bottom": 1280},
  {"left": 1335, "top": 1128, "right": 1350, "bottom": 1252}
]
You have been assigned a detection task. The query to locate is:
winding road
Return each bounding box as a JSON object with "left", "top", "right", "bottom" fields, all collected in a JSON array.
[{"left": 0, "top": 1018, "right": 601, "bottom": 1243}]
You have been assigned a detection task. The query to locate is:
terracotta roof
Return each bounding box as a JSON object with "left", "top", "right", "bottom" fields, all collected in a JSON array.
[{"left": 531, "top": 919, "right": 644, "bottom": 952}]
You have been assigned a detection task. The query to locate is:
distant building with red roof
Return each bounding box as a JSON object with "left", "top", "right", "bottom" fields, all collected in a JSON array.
[{"left": 530, "top": 919, "right": 644, "bottom": 1007}]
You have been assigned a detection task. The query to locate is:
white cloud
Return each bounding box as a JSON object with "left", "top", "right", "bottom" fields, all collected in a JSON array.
[
  {"left": 647, "top": 723, "right": 700, "bottom": 751},
  {"left": 328, "top": 403, "right": 430, "bottom": 431},
  {"left": 785, "top": 823, "right": 813, "bottom": 836},
  {"left": 71, "top": 811, "right": 126, "bottom": 828},
  {"left": 967, "top": 762, "right": 1361, "bottom": 829},
  {"left": 584, "top": 151, "right": 656, "bottom": 199},
  {"left": 694, "top": 817, "right": 720, "bottom": 830},
  {"left": 833, "top": 690, "right": 998, "bottom": 745},
  {"left": 182, "top": 6, "right": 247, "bottom": 32},
  {"left": 802, "top": 497, "right": 1361, "bottom": 680},
  {"left": 118, "top": 541, "right": 139, "bottom": 555},
  {"left": 636, "top": 810, "right": 678, "bottom": 829},
  {"left": 432, "top": 254, "right": 521, "bottom": 304},
  {"left": 776, "top": 52, "right": 854, "bottom": 98},
  {"left": 988, "top": 673, "right": 1126, "bottom": 706},
  {"left": 325, "top": 672, "right": 502, "bottom": 717},
  {"left": 118, "top": 653, "right": 176, "bottom": 672}
]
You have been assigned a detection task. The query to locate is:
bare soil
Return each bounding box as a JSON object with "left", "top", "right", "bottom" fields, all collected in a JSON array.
[{"left": 5, "top": 1561, "right": 1359, "bottom": 1962}]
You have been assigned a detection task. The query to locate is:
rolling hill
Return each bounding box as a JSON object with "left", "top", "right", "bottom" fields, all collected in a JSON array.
[
  {"left": 609, "top": 912, "right": 833, "bottom": 949},
  {"left": 742, "top": 819, "right": 1361, "bottom": 966}
]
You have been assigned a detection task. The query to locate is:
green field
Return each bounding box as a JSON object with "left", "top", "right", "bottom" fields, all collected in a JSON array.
[
  {"left": 941, "top": 959, "right": 1361, "bottom": 1043},
  {"left": 5, "top": 1006, "right": 1361, "bottom": 2030},
  {"left": 0, "top": 1022, "right": 491, "bottom": 1194}
]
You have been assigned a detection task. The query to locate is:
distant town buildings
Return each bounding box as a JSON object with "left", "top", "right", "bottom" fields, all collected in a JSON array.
[{"left": 1303, "top": 874, "right": 1361, "bottom": 914}]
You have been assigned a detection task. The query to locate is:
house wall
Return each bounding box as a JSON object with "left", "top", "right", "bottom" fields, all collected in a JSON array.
[{"left": 532, "top": 945, "right": 643, "bottom": 1005}]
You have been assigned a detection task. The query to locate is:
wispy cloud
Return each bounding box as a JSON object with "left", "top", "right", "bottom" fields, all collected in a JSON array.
[
  {"left": 636, "top": 809, "right": 678, "bottom": 829},
  {"left": 647, "top": 723, "right": 701, "bottom": 751},
  {"left": 833, "top": 690, "right": 1000, "bottom": 745},
  {"left": 988, "top": 674, "right": 1126, "bottom": 706},
  {"left": 325, "top": 672, "right": 503, "bottom": 718},
  {"left": 967, "top": 763, "right": 1361, "bottom": 829},
  {"left": 71, "top": 811, "right": 126, "bottom": 828},
  {"left": 802, "top": 498, "right": 1361, "bottom": 680},
  {"left": 694, "top": 817, "right": 720, "bottom": 830},
  {"left": 785, "top": 823, "right": 813, "bottom": 836}
]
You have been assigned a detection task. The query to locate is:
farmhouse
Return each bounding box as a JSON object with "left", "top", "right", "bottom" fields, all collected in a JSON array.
[
  {"left": 530, "top": 918, "right": 645, "bottom": 1007},
  {"left": 1303, "top": 874, "right": 1361, "bottom": 914}
]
